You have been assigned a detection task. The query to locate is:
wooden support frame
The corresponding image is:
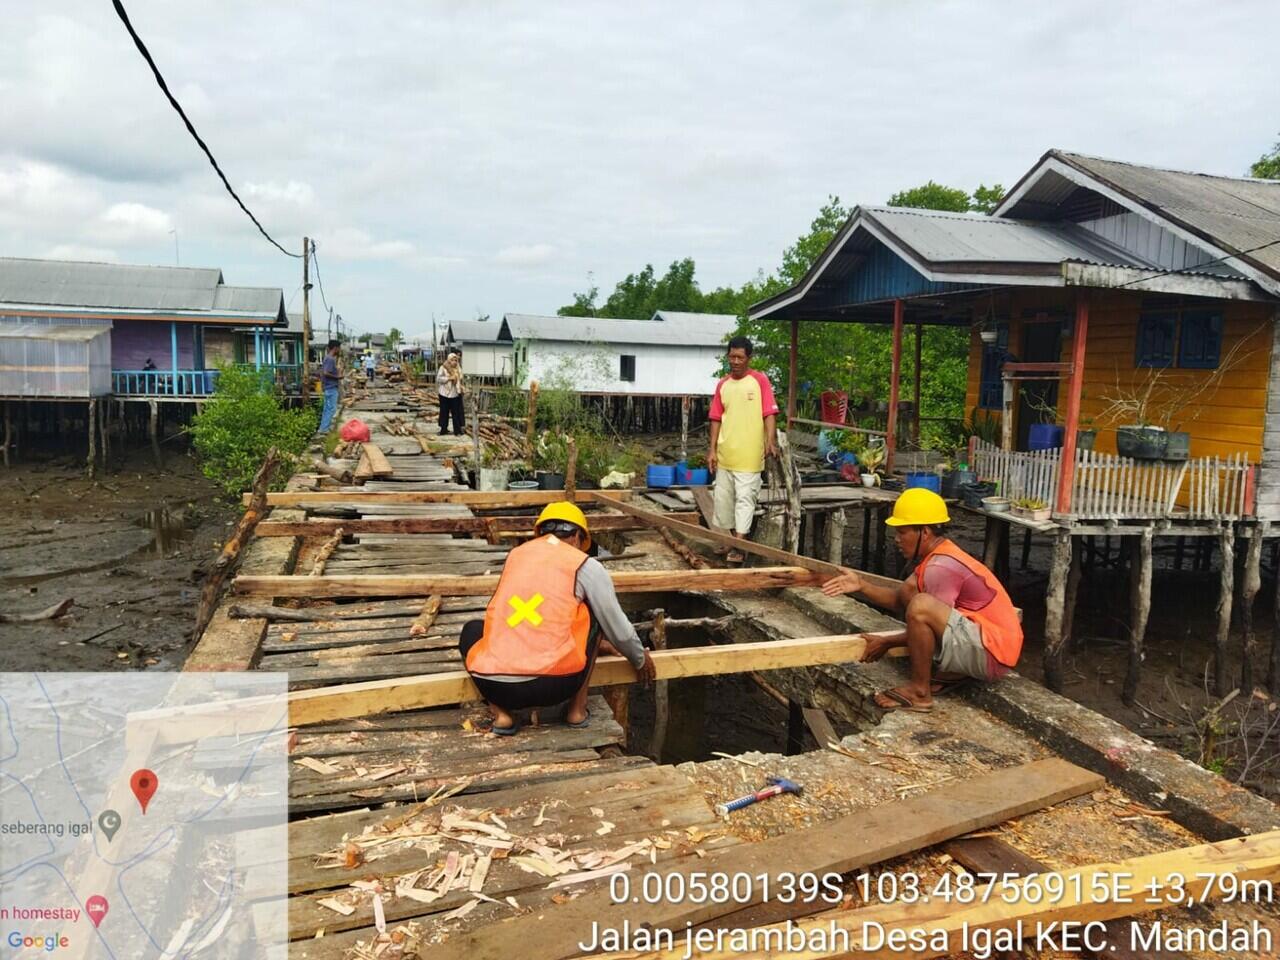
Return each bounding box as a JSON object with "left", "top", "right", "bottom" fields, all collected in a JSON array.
[
  {"left": 253, "top": 512, "right": 699, "bottom": 538},
  {"left": 240, "top": 489, "right": 633, "bottom": 507},
  {"left": 886, "top": 298, "right": 903, "bottom": 471},
  {"left": 289, "top": 633, "right": 882, "bottom": 726},
  {"left": 234, "top": 565, "right": 825, "bottom": 598}
]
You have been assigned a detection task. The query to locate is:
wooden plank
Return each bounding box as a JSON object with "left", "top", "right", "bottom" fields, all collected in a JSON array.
[
  {"left": 235, "top": 565, "right": 826, "bottom": 598},
  {"left": 254, "top": 513, "right": 699, "bottom": 537},
  {"left": 691, "top": 485, "right": 719, "bottom": 529},
  {"left": 676, "top": 829, "right": 1280, "bottom": 960},
  {"left": 800, "top": 706, "right": 838, "bottom": 748},
  {"left": 242, "top": 489, "right": 634, "bottom": 507},
  {"left": 429, "top": 759, "right": 1104, "bottom": 960},
  {"left": 592, "top": 492, "right": 905, "bottom": 594},
  {"left": 360, "top": 441, "right": 394, "bottom": 477},
  {"left": 288, "top": 633, "right": 881, "bottom": 726}
]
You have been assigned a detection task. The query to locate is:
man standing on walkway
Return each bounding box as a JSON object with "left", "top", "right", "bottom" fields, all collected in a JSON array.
[
  {"left": 364, "top": 351, "right": 376, "bottom": 384},
  {"left": 318, "top": 339, "right": 342, "bottom": 434},
  {"left": 708, "top": 336, "right": 779, "bottom": 562},
  {"left": 820, "top": 488, "right": 1022, "bottom": 712},
  {"left": 436, "top": 350, "right": 465, "bottom": 435}
]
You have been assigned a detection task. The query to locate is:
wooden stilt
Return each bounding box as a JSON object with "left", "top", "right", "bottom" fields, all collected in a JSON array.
[
  {"left": 99, "top": 396, "right": 109, "bottom": 472},
  {"left": 564, "top": 436, "right": 577, "bottom": 500},
  {"left": 2, "top": 401, "right": 10, "bottom": 467},
  {"left": 873, "top": 505, "right": 887, "bottom": 574},
  {"left": 680, "top": 396, "right": 689, "bottom": 462},
  {"left": 649, "top": 611, "right": 668, "bottom": 762},
  {"left": 1042, "top": 531, "right": 1072, "bottom": 692},
  {"left": 602, "top": 687, "right": 629, "bottom": 741},
  {"left": 1063, "top": 537, "right": 1083, "bottom": 651},
  {"left": 525, "top": 381, "right": 539, "bottom": 451},
  {"left": 148, "top": 399, "right": 162, "bottom": 471},
  {"left": 1214, "top": 528, "right": 1235, "bottom": 697},
  {"left": 86, "top": 398, "right": 97, "bottom": 480},
  {"left": 1123, "top": 527, "right": 1153, "bottom": 706},
  {"left": 861, "top": 507, "right": 872, "bottom": 569},
  {"left": 983, "top": 515, "right": 1000, "bottom": 570},
  {"left": 826, "top": 508, "right": 846, "bottom": 566},
  {"left": 1240, "top": 522, "right": 1268, "bottom": 693},
  {"left": 1019, "top": 527, "right": 1032, "bottom": 570},
  {"left": 1174, "top": 535, "right": 1186, "bottom": 571}
]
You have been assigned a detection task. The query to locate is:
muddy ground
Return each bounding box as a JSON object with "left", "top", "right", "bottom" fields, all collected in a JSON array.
[{"left": 0, "top": 448, "right": 237, "bottom": 671}]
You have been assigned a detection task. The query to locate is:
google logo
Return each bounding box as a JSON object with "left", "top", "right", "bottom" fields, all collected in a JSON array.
[{"left": 6, "top": 932, "right": 70, "bottom": 951}]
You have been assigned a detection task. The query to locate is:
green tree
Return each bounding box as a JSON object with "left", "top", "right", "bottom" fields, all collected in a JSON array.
[
  {"left": 1250, "top": 136, "right": 1280, "bottom": 179},
  {"left": 969, "top": 183, "right": 1006, "bottom": 214},
  {"left": 557, "top": 274, "right": 599, "bottom": 317},
  {"left": 887, "top": 181, "right": 971, "bottom": 212},
  {"left": 386, "top": 327, "right": 403, "bottom": 350}
]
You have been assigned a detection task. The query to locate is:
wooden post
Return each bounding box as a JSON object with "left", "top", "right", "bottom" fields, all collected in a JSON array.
[
  {"left": 1042, "top": 530, "right": 1072, "bottom": 692},
  {"left": 913, "top": 321, "right": 922, "bottom": 446},
  {"left": 99, "top": 397, "right": 110, "bottom": 472},
  {"left": 301, "top": 236, "right": 311, "bottom": 399},
  {"left": 1123, "top": 527, "right": 1153, "bottom": 706},
  {"left": 1001, "top": 375, "right": 1015, "bottom": 451},
  {"left": 86, "top": 398, "right": 96, "bottom": 480},
  {"left": 3, "top": 400, "right": 11, "bottom": 467},
  {"left": 787, "top": 318, "right": 798, "bottom": 428},
  {"left": 526, "top": 381, "right": 539, "bottom": 448},
  {"left": 564, "top": 436, "right": 577, "bottom": 500},
  {"left": 886, "top": 299, "right": 903, "bottom": 472},
  {"left": 1055, "top": 293, "right": 1088, "bottom": 514},
  {"left": 873, "top": 504, "right": 887, "bottom": 574},
  {"left": 680, "top": 395, "right": 690, "bottom": 463},
  {"left": 826, "top": 508, "right": 846, "bottom": 565},
  {"left": 1062, "top": 537, "right": 1083, "bottom": 651},
  {"left": 148, "top": 399, "right": 162, "bottom": 471},
  {"left": 1214, "top": 527, "right": 1235, "bottom": 697},
  {"left": 649, "top": 610, "right": 668, "bottom": 762},
  {"left": 1240, "top": 522, "right": 1267, "bottom": 693}
]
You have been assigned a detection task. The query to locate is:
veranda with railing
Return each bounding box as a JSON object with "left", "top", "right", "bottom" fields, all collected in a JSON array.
[{"left": 112, "top": 362, "right": 303, "bottom": 398}]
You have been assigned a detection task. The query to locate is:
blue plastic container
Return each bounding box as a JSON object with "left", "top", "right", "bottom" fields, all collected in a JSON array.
[
  {"left": 1028, "top": 424, "right": 1064, "bottom": 451},
  {"left": 686, "top": 468, "right": 710, "bottom": 485},
  {"left": 905, "top": 472, "right": 942, "bottom": 493},
  {"left": 647, "top": 464, "right": 677, "bottom": 488}
]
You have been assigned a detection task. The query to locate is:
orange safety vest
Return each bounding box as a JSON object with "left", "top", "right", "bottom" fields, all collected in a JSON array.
[
  {"left": 466, "top": 534, "right": 592, "bottom": 677},
  {"left": 916, "top": 539, "right": 1023, "bottom": 668}
]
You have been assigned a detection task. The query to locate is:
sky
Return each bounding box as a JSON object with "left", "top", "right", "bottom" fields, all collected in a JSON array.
[{"left": 1, "top": 1, "right": 1278, "bottom": 340}]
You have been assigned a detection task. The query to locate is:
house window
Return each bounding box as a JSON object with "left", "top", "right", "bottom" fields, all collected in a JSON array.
[
  {"left": 977, "top": 323, "right": 1008, "bottom": 410},
  {"left": 1135, "top": 312, "right": 1176, "bottom": 367},
  {"left": 1177, "top": 310, "right": 1223, "bottom": 369},
  {"left": 620, "top": 354, "right": 636, "bottom": 382}
]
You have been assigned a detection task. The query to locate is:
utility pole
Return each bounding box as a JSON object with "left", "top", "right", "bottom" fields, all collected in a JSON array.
[{"left": 301, "top": 236, "right": 311, "bottom": 401}]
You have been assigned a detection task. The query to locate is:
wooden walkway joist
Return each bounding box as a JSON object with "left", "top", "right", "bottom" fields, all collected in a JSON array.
[
  {"left": 242, "top": 489, "right": 634, "bottom": 507},
  {"left": 254, "top": 512, "right": 699, "bottom": 537}
]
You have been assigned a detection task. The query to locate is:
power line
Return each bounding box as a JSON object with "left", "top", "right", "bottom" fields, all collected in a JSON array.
[
  {"left": 111, "top": 0, "right": 302, "bottom": 259},
  {"left": 1113, "top": 236, "right": 1280, "bottom": 289},
  {"left": 310, "top": 241, "right": 332, "bottom": 312}
]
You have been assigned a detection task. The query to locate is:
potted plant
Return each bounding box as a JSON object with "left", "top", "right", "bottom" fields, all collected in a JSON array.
[
  {"left": 477, "top": 442, "right": 510, "bottom": 491},
  {"left": 856, "top": 441, "right": 885, "bottom": 487},
  {"left": 684, "top": 452, "right": 710, "bottom": 485},
  {"left": 1011, "top": 496, "right": 1051, "bottom": 522},
  {"left": 534, "top": 431, "right": 568, "bottom": 489}
]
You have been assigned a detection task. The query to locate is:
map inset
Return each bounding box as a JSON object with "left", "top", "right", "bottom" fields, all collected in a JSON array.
[{"left": 1, "top": 673, "right": 288, "bottom": 958}]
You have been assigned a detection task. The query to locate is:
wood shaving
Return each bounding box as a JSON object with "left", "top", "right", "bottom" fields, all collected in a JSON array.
[
  {"left": 316, "top": 897, "right": 355, "bottom": 916},
  {"left": 595, "top": 821, "right": 615, "bottom": 836},
  {"left": 295, "top": 757, "right": 342, "bottom": 776}
]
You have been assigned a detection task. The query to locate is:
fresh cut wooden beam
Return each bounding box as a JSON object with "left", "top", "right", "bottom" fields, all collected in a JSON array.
[
  {"left": 429, "top": 759, "right": 1104, "bottom": 960},
  {"left": 235, "top": 565, "right": 825, "bottom": 598},
  {"left": 241, "top": 489, "right": 633, "bottom": 507},
  {"left": 288, "top": 632, "right": 878, "bottom": 726}
]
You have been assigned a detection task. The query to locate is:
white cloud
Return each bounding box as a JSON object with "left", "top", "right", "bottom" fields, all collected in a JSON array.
[
  {"left": 42, "top": 243, "right": 118, "bottom": 263},
  {"left": 494, "top": 243, "right": 557, "bottom": 268},
  {"left": 243, "top": 180, "right": 315, "bottom": 208},
  {"left": 320, "top": 227, "right": 416, "bottom": 263},
  {"left": 99, "top": 202, "right": 173, "bottom": 240}
]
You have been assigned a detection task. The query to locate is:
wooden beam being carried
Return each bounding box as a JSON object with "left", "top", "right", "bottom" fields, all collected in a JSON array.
[
  {"left": 591, "top": 492, "right": 903, "bottom": 595},
  {"left": 235, "top": 565, "right": 824, "bottom": 598},
  {"left": 289, "top": 633, "right": 877, "bottom": 726},
  {"left": 253, "top": 512, "right": 700, "bottom": 538},
  {"left": 241, "top": 489, "right": 633, "bottom": 507}
]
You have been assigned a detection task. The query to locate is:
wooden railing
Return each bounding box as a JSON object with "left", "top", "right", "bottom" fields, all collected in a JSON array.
[
  {"left": 112, "top": 363, "right": 302, "bottom": 398},
  {"left": 970, "top": 440, "right": 1254, "bottom": 521}
]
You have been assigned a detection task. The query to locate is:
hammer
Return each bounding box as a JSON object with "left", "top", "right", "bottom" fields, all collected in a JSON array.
[{"left": 714, "top": 776, "right": 803, "bottom": 816}]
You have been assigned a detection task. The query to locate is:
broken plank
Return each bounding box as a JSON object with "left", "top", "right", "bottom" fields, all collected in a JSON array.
[
  {"left": 236, "top": 565, "right": 825, "bottom": 598},
  {"left": 361, "top": 441, "right": 394, "bottom": 477},
  {"left": 290, "top": 633, "right": 907, "bottom": 726},
  {"left": 429, "top": 759, "right": 1104, "bottom": 960}
]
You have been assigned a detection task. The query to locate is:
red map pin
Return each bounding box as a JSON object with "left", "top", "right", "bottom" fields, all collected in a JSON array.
[
  {"left": 130, "top": 769, "right": 158, "bottom": 814},
  {"left": 86, "top": 895, "right": 109, "bottom": 929}
]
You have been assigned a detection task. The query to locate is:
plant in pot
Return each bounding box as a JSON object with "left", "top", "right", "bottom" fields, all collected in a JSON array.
[
  {"left": 533, "top": 430, "right": 569, "bottom": 489},
  {"left": 477, "top": 442, "right": 510, "bottom": 491},
  {"left": 683, "top": 451, "right": 710, "bottom": 485},
  {"left": 856, "top": 440, "right": 885, "bottom": 486},
  {"left": 1011, "top": 496, "right": 1051, "bottom": 522}
]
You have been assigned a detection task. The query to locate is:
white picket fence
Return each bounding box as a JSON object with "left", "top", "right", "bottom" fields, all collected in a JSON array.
[{"left": 970, "top": 440, "right": 1253, "bottom": 520}]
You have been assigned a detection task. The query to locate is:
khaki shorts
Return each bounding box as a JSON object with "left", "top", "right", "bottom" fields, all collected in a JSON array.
[
  {"left": 713, "top": 469, "right": 762, "bottom": 536},
  {"left": 933, "top": 610, "right": 1010, "bottom": 682}
]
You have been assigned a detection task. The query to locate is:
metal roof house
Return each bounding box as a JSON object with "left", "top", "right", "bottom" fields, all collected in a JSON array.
[
  {"left": 499, "top": 311, "right": 737, "bottom": 395},
  {"left": 0, "top": 257, "right": 289, "bottom": 399},
  {"left": 750, "top": 148, "right": 1280, "bottom": 697},
  {"left": 446, "top": 319, "right": 513, "bottom": 379}
]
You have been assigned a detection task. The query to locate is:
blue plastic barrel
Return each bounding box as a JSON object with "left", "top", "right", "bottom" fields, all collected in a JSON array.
[
  {"left": 647, "top": 465, "right": 677, "bottom": 488},
  {"left": 1028, "top": 424, "right": 1064, "bottom": 450},
  {"left": 905, "top": 472, "right": 942, "bottom": 493}
]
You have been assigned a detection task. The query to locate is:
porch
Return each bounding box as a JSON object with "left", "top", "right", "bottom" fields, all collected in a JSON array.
[{"left": 111, "top": 362, "right": 303, "bottom": 398}]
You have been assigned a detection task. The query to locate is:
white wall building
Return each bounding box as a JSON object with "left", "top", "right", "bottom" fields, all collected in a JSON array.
[
  {"left": 502, "top": 311, "right": 737, "bottom": 395},
  {"left": 446, "top": 319, "right": 514, "bottom": 378}
]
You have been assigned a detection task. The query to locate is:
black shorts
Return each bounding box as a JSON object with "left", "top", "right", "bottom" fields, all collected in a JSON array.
[{"left": 459, "top": 618, "right": 601, "bottom": 711}]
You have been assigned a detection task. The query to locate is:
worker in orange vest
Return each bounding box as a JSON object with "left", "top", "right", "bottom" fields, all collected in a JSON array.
[
  {"left": 820, "top": 488, "right": 1022, "bottom": 712},
  {"left": 461, "top": 501, "right": 657, "bottom": 735}
]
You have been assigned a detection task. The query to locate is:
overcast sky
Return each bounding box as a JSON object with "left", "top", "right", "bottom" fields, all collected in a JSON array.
[{"left": 2, "top": 1, "right": 1277, "bottom": 339}]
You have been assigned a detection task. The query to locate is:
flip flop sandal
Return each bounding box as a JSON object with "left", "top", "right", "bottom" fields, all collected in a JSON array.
[
  {"left": 490, "top": 719, "right": 521, "bottom": 737},
  {"left": 565, "top": 710, "right": 591, "bottom": 729},
  {"left": 875, "top": 688, "right": 932, "bottom": 713},
  {"left": 726, "top": 550, "right": 746, "bottom": 563},
  {"left": 930, "top": 677, "right": 973, "bottom": 697}
]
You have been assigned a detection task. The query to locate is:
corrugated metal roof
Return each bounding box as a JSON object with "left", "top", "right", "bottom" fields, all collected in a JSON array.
[
  {"left": 0, "top": 323, "right": 111, "bottom": 342},
  {"left": 0, "top": 258, "right": 223, "bottom": 310},
  {"left": 448, "top": 319, "right": 509, "bottom": 343},
  {"left": 504, "top": 313, "right": 735, "bottom": 346},
  {"left": 211, "top": 285, "right": 285, "bottom": 320},
  {"left": 863, "top": 206, "right": 1154, "bottom": 269}
]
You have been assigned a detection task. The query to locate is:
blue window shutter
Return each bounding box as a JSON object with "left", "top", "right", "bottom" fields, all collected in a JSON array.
[
  {"left": 1177, "top": 310, "right": 1222, "bottom": 369},
  {"left": 977, "top": 323, "right": 1009, "bottom": 410},
  {"left": 1136, "top": 312, "right": 1176, "bottom": 367}
]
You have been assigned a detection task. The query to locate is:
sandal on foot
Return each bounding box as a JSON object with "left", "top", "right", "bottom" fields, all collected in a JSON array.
[
  {"left": 726, "top": 549, "right": 746, "bottom": 563},
  {"left": 874, "top": 688, "right": 932, "bottom": 713},
  {"left": 490, "top": 719, "right": 521, "bottom": 736},
  {"left": 565, "top": 710, "right": 591, "bottom": 729}
]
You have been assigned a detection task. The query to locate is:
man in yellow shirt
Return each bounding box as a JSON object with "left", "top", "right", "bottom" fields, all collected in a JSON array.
[{"left": 708, "top": 336, "right": 779, "bottom": 562}]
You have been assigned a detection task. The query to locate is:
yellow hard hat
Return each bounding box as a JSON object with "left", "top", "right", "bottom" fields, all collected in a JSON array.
[
  {"left": 885, "top": 488, "right": 951, "bottom": 527},
  {"left": 535, "top": 501, "right": 590, "bottom": 535}
]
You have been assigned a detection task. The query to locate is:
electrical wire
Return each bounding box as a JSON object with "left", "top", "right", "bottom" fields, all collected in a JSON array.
[
  {"left": 1113, "top": 237, "right": 1280, "bottom": 289},
  {"left": 310, "top": 241, "right": 332, "bottom": 312},
  {"left": 111, "top": 0, "right": 302, "bottom": 258}
]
